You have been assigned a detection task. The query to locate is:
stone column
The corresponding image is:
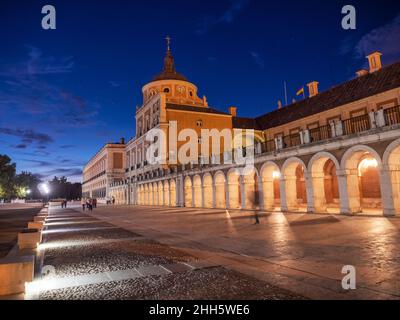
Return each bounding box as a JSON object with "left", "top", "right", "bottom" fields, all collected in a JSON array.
[
  {"left": 337, "top": 169, "right": 360, "bottom": 214},
  {"left": 380, "top": 167, "right": 397, "bottom": 216},
  {"left": 282, "top": 175, "right": 298, "bottom": 211},
  {"left": 280, "top": 177, "right": 288, "bottom": 212},
  {"left": 262, "top": 179, "right": 274, "bottom": 211},
  {"left": 244, "top": 180, "right": 256, "bottom": 209},
  {"left": 177, "top": 176, "right": 184, "bottom": 207},
  {"left": 308, "top": 172, "right": 327, "bottom": 213}
]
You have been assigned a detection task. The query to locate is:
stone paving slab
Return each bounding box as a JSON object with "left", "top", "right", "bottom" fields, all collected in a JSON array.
[
  {"left": 86, "top": 205, "right": 400, "bottom": 300},
  {"left": 135, "top": 265, "right": 171, "bottom": 277}
]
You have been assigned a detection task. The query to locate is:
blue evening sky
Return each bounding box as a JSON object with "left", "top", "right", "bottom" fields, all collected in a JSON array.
[{"left": 1, "top": 0, "right": 400, "bottom": 182}]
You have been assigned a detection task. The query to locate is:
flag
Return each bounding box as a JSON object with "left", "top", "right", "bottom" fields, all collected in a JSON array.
[{"left": 296, "top": 87, "right": 304, "bottom": 96}]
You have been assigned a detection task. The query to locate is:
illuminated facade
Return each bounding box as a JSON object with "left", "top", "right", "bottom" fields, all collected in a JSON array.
[{"left": 84, "top": 46, "right": 400, "bottom": 216}]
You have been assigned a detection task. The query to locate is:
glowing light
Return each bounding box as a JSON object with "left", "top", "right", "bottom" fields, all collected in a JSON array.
[
  {"left": 358, "top": 158, "right": 378, "bottom": 175},
  {"left": 272, "top": 171, "right": 281, "bottom": 179},
  {"left": 38, "top": 183, "right": 50, "bottom": 195},
  {"left": 26, "top": 189, "right": 31, "bottom": 195}
]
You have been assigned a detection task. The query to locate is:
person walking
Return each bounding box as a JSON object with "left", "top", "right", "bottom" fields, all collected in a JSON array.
[
  {"left": 254, "top": 212, "right": 260, "bottom": 225},
  {"left": 81, "top": 198, "right": 86, "bottom": 211}
]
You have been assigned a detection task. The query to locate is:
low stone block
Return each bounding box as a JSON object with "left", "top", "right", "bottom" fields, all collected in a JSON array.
[
  {"left": 34, "top": 216, "right": 46, "bottom": 222},
  {"left": 0, "top": 256, "right": 34, "bottom": 296},
  {"left": 28, "top": 221, "right": 44, "bottom": 231},
  {"left": 18, "top": 229, "right": 42, "bottom": 250}
]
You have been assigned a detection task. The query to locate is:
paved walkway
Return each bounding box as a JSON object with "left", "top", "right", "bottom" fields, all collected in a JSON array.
[
  {"left": 31, "top": 206, "right": 303, "bottom": 300},
  {"left": 87, "top": 205, "right": 400, "bottom": 300}
]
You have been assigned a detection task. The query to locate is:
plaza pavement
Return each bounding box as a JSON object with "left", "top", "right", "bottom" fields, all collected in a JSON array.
[{"left": 87, "top": 205, "right": 400, "bottom": 300}]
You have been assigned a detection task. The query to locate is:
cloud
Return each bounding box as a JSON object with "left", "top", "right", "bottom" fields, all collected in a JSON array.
[
  {"left": 0, "top": 127, "right": 53, "bottom": 145},
  {"left": 109, "top": 81, "right": 121, "bottom": 88},
  {"left": 37, "top": 168, "right": 83, "bottom": 180},
  {"left": 355, "top": 14, "right": 400, "bottom": 63},
  {"left": 0, "top": 46, "right": 101, "bottom": 128},
  {"left": 195, "top": 0, "right": 250, "bottom": 35},
  {"left": 0, "top": 46, "right": 74, "bottom": 77},
  {"left": 20, "top": 159, "right": 54, "bottom": 167},
  {"left": 250, "top": 51, "right": 265, "bottom": 69}
]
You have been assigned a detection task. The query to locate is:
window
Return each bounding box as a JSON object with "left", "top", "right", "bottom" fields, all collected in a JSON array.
[
  {"left": 163, "top": 88, "right": 170, "bottom": 93},
  {"left": 189, "top": 91, "right": 193, "bottom": 97},
  {"left": 196, "top": 120, "right": 203, "bottom": 127}
]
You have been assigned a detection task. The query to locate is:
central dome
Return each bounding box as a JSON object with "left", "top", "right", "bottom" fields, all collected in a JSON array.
[{"left": 151, "top": 46, "right": 188, "bottom": 82}]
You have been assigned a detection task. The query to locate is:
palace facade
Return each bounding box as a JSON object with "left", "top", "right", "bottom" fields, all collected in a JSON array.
[{"left": 83, "top": 45, "right": 400, "bottom": 216}]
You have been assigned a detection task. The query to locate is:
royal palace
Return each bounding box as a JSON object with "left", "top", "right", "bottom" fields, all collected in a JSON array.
[{"left": 83, "top": 44, "right": 400, "bottom": 216}]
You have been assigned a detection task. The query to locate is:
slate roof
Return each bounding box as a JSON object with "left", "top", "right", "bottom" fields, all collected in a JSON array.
[
  {"left": 254, "top": 61, "right": 400, "bottom": 130},
  {"left": 166, "top": 104, "right": 231, "bottom": 116}
]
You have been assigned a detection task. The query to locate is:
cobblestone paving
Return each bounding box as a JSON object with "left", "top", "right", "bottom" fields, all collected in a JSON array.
[
  {"left": 40, "top": 267, "right": 305, "bottom": 300},
  {"left": 86, "top": 205, "right": 400, "bottom": 300},
  {"left": 36, "top": 206, "right": 303, "bottom": 300}
]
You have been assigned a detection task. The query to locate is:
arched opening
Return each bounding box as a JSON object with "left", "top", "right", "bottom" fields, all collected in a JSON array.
[
  {"left": 170, "top": 179, "right": 177, "bottom": 207},
  {"left": 158, "top": 182, "right": 163, "bottom": 206},
  {"left": 214, "top": 171, "right": 226, "bottom": 209},
  {"left": 261, "top": 162, "right": 281, "bottom": 211},
  {"left": 228, "top": 169, "right": 241, "bottom": 209},
  {"left": 342, "top": 147, "right": 382, "bottom": 214},
  {"left": 149, "top": 184, "right": 154, "bottom": 206},
  {"left": 384, "top": 141, "right": 400, "bottom": 215},
  {"left": 282, "top": 158, "right": 308, "bottom": 212},
  {"left": 184, "top": 177, "right": 193, "bottom": 207},
  {"left": 138, "top": 186, "right": 143, "bottom": 205},
  {"left": 308, "top": 153, "right": 340, "bottom": 213},
  {"left": 163, "top": 181, "right": 170, "bottom": 206},
  {"left": 144, "top": 184, "right": 149, "bottom": 205},
  {"left": 243, "top": 169, "right": 260, "bottom": 210},
  {"left": 193, "top": 175, "right": 202, "bottom": 208},
  {"left": 203, "top": 174, "right": 213, "bottom": 208},
  {"left": 153, "top": 183, "right": 158, "bottom": 206}
]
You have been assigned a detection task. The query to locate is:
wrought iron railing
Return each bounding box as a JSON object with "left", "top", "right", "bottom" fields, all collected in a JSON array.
[
  {"left": 384, "top": 105, "right": 400, "bottom": 126},
  {"left": 343, "top": 114, "right": 371, "bottom": 135},
  {"left": 309, "top": 124, "right": 332, "bottom": 143}
]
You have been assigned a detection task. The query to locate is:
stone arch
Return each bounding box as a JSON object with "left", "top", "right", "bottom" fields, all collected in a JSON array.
[
  {"left": 282, "top": 157, "right": 308, "bottom": 212},
  {"left": 227, "top": 168, "right": 242, "bottom": 209},
  {"left": 153, "top": 182, "right": 158, "bottom": 206},
  {"left": 243, "top": 167, "right": 260, "bottom": 209},
  {"left": 260, "top": 161, "right": 281, "bottom": 211},
  {"left": 308, "top": 152, "right": 341, "bottom": 213},
  {"left": 340, "top": 145, "right": 382, "bottom": 214},
  {"left": 193, "top": 175, "right": 202, "bottom": 208},
  {"left": 184, "top": 176, "right": 193, "bottom": 207},
  {"left": 203, "top": 173, "right": 214, "bottom": 208},
  {"left": 158, "top": 181, "right": 163, "bottom": 206},
  {"left": 214, "top": 171, "right": 226, "bottom": 209},
  {"left": 382, "top": 139, "right": 400, "bottom": 215},
  {"left": 144, "top": 184, "right": 149, "bottom": 205},
  {"left": 170, "top": 179, "right": 177, "bottom": 207},
  {"left": 163, "top": 180, "right": 170, "bottom": 206}
]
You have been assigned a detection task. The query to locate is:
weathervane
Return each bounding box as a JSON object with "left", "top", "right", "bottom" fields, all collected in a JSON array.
[{"left": 165, "top": 35, "right": 171, "bottom": 51}]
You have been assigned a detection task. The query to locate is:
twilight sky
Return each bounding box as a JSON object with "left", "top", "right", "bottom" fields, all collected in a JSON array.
[{"left": 1, "top": 0, "right": 400, "bottom": 182}]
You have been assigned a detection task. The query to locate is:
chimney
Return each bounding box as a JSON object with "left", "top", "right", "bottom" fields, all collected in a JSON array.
[
  {"left": 120, "top": 137, "right": 125, "bottom": 144},
  {"left": 356, "top": 69, "right": 369, "bottom": 77},
  {"left": 307, "top": 81, "right": 319, "bottom": 98},
  {"left": 366, "top": 52, "right": 382, "bottom": 73},
  {"left": 277, "top": 100, "right": 282, "bottom": 109},
  {"left": 228, "top": 106, "right": 237, "bottom": 117}
]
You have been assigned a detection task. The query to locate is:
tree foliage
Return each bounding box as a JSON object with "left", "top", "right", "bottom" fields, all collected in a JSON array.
[{"left": 0, "top": 154, "right": 82, "bottom": 200}]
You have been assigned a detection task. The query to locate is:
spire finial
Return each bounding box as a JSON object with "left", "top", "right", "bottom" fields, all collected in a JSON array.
[{"left": 165, "top": 35, "right": 171, "bottom": 52}]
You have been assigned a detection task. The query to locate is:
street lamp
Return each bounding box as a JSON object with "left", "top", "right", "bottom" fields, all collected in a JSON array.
[{"left": 38, "top": 183, "right": 51, "bottom": 203}]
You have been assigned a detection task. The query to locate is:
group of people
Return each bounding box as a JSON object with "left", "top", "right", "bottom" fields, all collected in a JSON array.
[{"left": 81, "top": 198, "right": 97, "bottom": 211}]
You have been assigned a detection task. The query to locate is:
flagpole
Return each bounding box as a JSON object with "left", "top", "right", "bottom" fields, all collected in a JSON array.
[{"left": 284, "top": 81, "right": 288, "bottom": 106}]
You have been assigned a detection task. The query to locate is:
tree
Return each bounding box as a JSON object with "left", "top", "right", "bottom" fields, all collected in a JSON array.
[
  {"left": 47, "top": 176, "right": 82, "bottom": 200},
  {"left": 14, "top": 171, "right": 42, "bottom": 199},
  {"left": 0, "top": 155, "right": 16, "bottom": 200}
]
